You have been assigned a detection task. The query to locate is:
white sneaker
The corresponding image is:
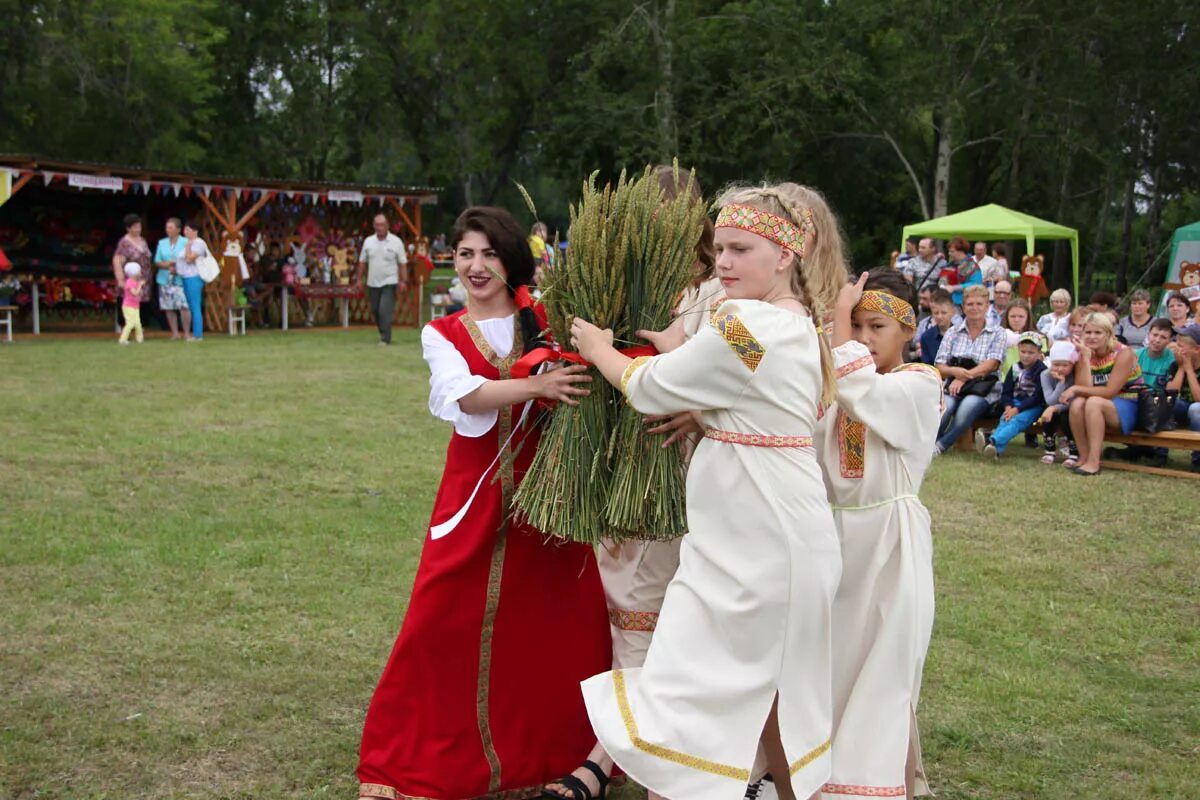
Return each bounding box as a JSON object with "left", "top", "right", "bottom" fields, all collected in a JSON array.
[
  {"left": 984, "top": 443, "right": 998, "bottom": 459},
  {"left": 974, "top": 428, "right": 988, "bottom": 453}
]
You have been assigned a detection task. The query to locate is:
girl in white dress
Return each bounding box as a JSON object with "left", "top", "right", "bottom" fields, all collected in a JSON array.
[
  {"left": 570, "top": 183, "right": 848, "bottom": 800},
  {"left": 815, "top": 269, "right": 941, "bottom": 800}
]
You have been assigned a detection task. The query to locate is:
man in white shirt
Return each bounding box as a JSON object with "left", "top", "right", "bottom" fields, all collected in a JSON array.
[
  {"left": 358, "top": 214, "right": 409, "bottom": 345},
  {"left": 975, "top": 241, "right": 1004, "bottom": 289}
]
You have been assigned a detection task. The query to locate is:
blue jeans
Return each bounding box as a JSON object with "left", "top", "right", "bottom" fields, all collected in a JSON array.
[
  {"left": 991, "top": 407, "right": 1044, "bottom": 454},
  {"left": 937, "top": 393, "right": 994, "bottom": 452},
  {"left": 182, "top": 275, "right": 205, "bottom": 339},
  {"left": 1177, "top": 399, "right": 1200, "bottom": 464}
]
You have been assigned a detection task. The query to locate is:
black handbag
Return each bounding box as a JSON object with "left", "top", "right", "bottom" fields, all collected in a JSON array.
[
  {"left": 1136, "top": 389, "right": 1178, "bottom": 434},
  {"left": 945, "top": 356, "right": 999, "bottom": 398}
]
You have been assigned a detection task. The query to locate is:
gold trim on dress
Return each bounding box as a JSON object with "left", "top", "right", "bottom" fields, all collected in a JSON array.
[
  {"left": 836, "top": 354, "right": 875, "bottom": 379},
  {"left": 608, "top": 607, "right": 658, "bottom": 632},
  {"left": 704, "top": 427, "right": 813, "bottom": 448},
  {"left": 836, "top": 409, "right": 866, "bottom": 479},
  {"left": 358, "top": 782, "right": 546, "bottom": 800},
  {"left": 473, "top": 316, "right": 525, "bottom": 792},
  {"left": 620, "top": 356, "right": 652, "bottom": 396},
  {"left": 716, "top": 312, "right": 766, "bottom": 372},
  {"left": 820, "top": 782, "right": 906, "bottom": 797},
  {"left": 788, "top": 737, "right": 832, "bottom": 775},
  {"left": 612, "top": 669, "right": 751, "bottom": 781}
]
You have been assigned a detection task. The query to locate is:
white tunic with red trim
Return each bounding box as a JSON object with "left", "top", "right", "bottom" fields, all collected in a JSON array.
[
  {"left": 582, "top": 299, "right": 841, "bottom": 800},
  {"left": 814, "top": 341, "right": 942, "bottom": 799}
]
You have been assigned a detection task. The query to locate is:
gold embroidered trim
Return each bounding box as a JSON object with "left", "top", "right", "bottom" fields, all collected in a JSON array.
[
  {"left": 612, "top": 669, "right": 750, "bottom": 781},
  {"left": 891, "top": 362, "right": 942, "bottom": 381},
  {"left": 358, "top": 782, "right": 546, "bottom": 800},
  {"left": 608, "top": 607, "right": 659, "bottom": 632},
  {"left": 836, "top": 354, "right": 875, "bottom": 378},
  {"left": 620, "top": 356, "right": 652, "bottom": 396},
  {"left": 788, "top": 738, "right": 832, "bottom": 775},
  {"left": 836, "top": 409, "right": 866, "bottom": 480},
  {"left": 716, "top": 312, "right": 766, "bottom": 372},
  {"left": 474, "top": 320, "right": 525, "bottom": 792},
  {"left": 821, "top": 782, "right": 905, "bottom": 797},
  {"left": 704, "top": 427, "right": 813, "bottom": 448}
]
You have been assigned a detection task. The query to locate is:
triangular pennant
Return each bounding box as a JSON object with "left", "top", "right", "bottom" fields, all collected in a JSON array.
[{"left": 42, "top": 171, "right": 57, "bottom": 186}]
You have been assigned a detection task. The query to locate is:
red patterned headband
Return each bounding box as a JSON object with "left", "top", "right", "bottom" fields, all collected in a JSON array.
[{"left": 715, "top": 203, "right": 815, "bottom": 258}]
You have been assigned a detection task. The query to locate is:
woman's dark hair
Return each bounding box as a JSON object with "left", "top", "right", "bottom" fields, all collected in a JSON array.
[
  {"left": 182, "top": 220, "right": 198, "bottom": 232},
  {"left": 991, "top": 242, "right": 1008, "bottom": 258},
  {"left": 861, "top": 268, "right": 918, "bottom": 310},
  {"left": 123, "top": 213, "right": 142, "bottom": 231},
  {"left": 653, "top": 165, "right": 715, "bottom": 286},
  {"left": 1089, "top": 290, "right": 1117, "bottom": 308},
  {"left": 1165, "top": 292, "right": 1190, "bottom": 310},
  {"left": 452, "top": 206, "right": 542, "bottom": 352}
]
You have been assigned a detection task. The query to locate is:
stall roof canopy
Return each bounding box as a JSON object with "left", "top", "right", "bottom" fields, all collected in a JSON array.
[
  {"left": 0, "top": 154, "right": 440, "bottom": 202},
  {"left": 901, "top": 203, "right": 1079, "bottom": 298}
]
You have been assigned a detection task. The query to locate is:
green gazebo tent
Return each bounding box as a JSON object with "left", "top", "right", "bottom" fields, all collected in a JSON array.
[
  {"left": 1157, "top": 220, "right": 1200, "bottom": 316},
  {"left": 901, "top": 204, "right": 1080, "bottom": 299}
]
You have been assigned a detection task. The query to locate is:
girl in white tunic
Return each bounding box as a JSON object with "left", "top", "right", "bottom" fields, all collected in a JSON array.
[
  {"left": 815, "top": 269, "right": 941, "bottom": 800},
  {"left": 570, "top": 183, "right": 849, "bottom": 800}
]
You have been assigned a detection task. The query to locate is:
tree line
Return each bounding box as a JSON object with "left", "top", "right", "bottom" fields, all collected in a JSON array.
[{"left": 2, "top": 0, "right": 1197, "bottom": 294}]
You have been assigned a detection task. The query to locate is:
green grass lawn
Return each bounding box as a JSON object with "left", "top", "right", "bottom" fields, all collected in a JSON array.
[{"left": 2, "top": 331, "right": 1197, "bottom": 799}]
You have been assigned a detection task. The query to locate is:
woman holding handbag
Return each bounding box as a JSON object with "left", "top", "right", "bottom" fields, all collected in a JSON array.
[
  {"left": 178, "top": 221, "right": 213, "bottom": 341},
  {"left": 933, "top": 284, "right": 1007, "bottom": 454}
]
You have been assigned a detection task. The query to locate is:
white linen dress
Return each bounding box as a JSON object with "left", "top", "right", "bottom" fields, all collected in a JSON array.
[
  {"left": 814, "top": 341, "right": 941, "bottom": 799},
  {"left": 597, "top": 276, "right": 726, "bottom": 668},
  {"left": 582, "top": 298, "right": 841, "bottom": 800}
]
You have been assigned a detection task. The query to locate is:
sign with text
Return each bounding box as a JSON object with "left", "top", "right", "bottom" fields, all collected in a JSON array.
[{"left": 68, "top": 173, "right": 124, "bottom": 192}]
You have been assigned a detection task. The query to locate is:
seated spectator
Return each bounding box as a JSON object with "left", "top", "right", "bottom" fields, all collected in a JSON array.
[
  {"left": 1138, "top": 319, "right": 1177, "bottom": 390},
  {"left": 943, "top": 236, "right": 983, "bottom": 307},
  {"left": 976, "top": 332, "right": 1048, "bottom": 458},
  {"left": 1037, "top": 288, "right": 1073, "bottom": 341},
  {"left": 918, "top": 289, "right": 955, "bottom": 366},
  {"left": 241, "top": 253, "right": 272, "bottom": 328},
  {"left": 975, "top": 241, "right": 1005, "bottom": 290},
  {"left": 1066, "top": 305, "right": 1092, "bottom": 345},
  {"left": 1115, "top": 288, "right": 1154, "bottom": 347},
  {"left": 896, "top": 237, "right": 918, "bottom": 272},
  {"left": 988, "top": 279, "right": 1013, "bottom": 327},
  {"left": 1164, "top": 292, "right": 1195, "bottom": 335},
  {"left": 1089, "top": 291, "right": 1118, "bottom": 313},
  {"left": 909, "top": 285, "right": 935, "bottom": 361},
  {"left": 1165, "top": 324, "right": 1200, "bottom": 472},
  {"left": 1000, "top": 298, "right": 1036, "bottom": 378},
  {"left": 1063, "top": 312, "right": 1145, "bottom": 475},
  {"left": 933, "top": 285, "right": 1007, "bottom": 454},
  {"left": 1039, "top": 341, "right": 1080, "bottom": 464}
]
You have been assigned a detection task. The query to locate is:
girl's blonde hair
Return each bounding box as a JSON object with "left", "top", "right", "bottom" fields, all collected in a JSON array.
[
  {"left": 714, "top": 182, "right": 849, "bottom": 406},
  {"left": 1083, "top": 310, "right": 1117, "bottom": 350}
]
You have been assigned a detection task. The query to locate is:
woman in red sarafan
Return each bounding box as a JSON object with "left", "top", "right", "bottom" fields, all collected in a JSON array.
[{"left": 358, "top": 206, "right": 612, "bottom": 800}]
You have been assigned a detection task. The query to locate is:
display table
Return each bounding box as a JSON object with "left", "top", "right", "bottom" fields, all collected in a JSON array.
[{"left": 281, "top": 282, "right": 363, "bottom": 329}]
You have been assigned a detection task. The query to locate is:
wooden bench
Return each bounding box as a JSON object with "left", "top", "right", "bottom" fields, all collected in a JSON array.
[
  {"left": 1100, "top": 430, "right": 1200, "bottom": 479},
  {"left": 0, "top": 305, "right": 15, "bottom": 342}
]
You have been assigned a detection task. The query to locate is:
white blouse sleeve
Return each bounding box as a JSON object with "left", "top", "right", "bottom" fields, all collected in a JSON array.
[
  {"left": 622, "top": 300, "right": 758, "bottom": 415},
  {"left": 832, "top": 340, "right": 944, "bottom": 452},
  {"left": 421, "top": 325, "right": 497, "bottom": 437}
]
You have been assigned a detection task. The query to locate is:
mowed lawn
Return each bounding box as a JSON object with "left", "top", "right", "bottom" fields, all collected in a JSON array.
[{"left": 2, "top": 330, "right": 1196, "bottom": 800}]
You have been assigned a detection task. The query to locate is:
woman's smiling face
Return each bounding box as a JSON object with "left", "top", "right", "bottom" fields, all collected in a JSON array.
[{"left": 454, "top": 230, "right": 509, "bottom": 305}]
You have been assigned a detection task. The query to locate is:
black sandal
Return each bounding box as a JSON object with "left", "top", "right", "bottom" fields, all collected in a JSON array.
[{"left": 542, "top": 760, "right": 610, "bottom": 800}]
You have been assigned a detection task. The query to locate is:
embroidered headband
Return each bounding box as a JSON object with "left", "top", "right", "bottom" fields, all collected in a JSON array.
[
  {"left": 854, "top": 290, "right": 916, "bottom": 330},
  {"left": 715, "top": 203, "right": 814, "bottom": 258}
]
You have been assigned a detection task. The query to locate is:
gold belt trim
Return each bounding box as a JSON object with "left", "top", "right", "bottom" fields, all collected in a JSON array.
[{"left": 704, "top": 427, "right": 813, "bottom": 448}]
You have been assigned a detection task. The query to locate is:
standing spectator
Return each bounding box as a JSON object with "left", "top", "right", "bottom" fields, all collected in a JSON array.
[
  {"left": 1138, "top": 319, "right": 1177, "bottom": 390},
  {"left": 988, "top": 279, "right": 1014, "bottom": 327},
  {"left": 975, "top": 241, "right": 1005, "bottom": 290},
  {"left": 1164, "top": 292, "right": 1194, "bottom": 335},
  {"left": 178, "top": 221, "right": 210, "bottom": 342},
  {"left": 905, "top": 237, "right": 948, "bottom": 292},
  {"left": 943, "top": 236, "right": 983, "bottom": 308},
  {"left": 153, "top": 217, "right": 188, "bottom": 339},
  {"left": 933, "top": 284, "right": 1007, "bottom": 454},
  {"left": 1115, "top": 289, "right": 1154, "bottom": 347},
  {"left": 991, "top": 242, "right": 1010, "bottom": 276},
  {"left": 1063, "top": 312, "right": 1145, "bottom": 475},
  {"left": 895, "top": 237, "right": 918, "bottom": 272},
  {"left": 1038, "top": 341, "right": 1079, "bottom": 464},
  {"left": 357, "top": 213, "right": 409, "bottom": 346},
  {"left": 113, "top": 214, "right": 152, "bottom": 330},
  {"left": 976, "top": 332, "right": 1047, "bottom": 458},
  {"left": 1037, "top": 288, "right": 1073, "bottom": 341},
  {"left": 918, "top": 289, "right": 955, "bottom": 366},
  {"left": 1165, "top": 324, "right": 1200, "bottom": 471}
]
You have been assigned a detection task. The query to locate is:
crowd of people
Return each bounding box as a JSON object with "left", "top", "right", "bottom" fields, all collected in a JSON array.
[{"left": 895, "top": 235, "right": 1199, "bottom": 474}]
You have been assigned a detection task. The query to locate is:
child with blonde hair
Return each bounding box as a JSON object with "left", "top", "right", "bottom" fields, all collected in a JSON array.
[
  {"left": 118, "top": 263, "right": 146, "bottom": 345},
  {"left": 571, "top": 181, "right": 847, "bottom": 800}
]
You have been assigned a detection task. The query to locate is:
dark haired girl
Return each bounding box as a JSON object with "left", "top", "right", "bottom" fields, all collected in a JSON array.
[{"left": 357, "top": 206, "right": 612, "bottom": 800}]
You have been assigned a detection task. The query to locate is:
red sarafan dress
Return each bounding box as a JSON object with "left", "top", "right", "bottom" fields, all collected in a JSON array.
[{"left": 358, "top": 309, "right": 611, "bottom": 800}]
